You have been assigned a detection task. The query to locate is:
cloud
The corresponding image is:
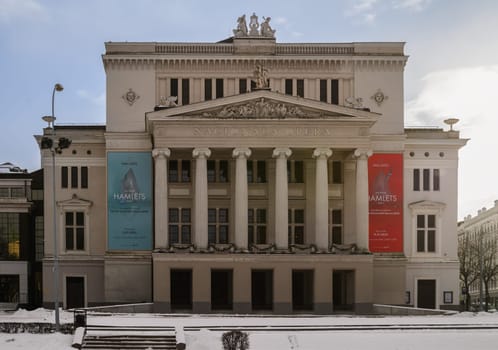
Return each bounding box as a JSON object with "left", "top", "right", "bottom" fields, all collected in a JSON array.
[
  {"left": 77, "top": 90, "right": 105, "bottom": 106},
  {"left": 345, "top": 0, "right": 431, "bottom": 23},
  {"left": 406, "top": 65, "right": 498, "bottom": 218},
  {"left": 392, "top": 0, "right": 432, "bottom": 12},
  {"left": 0, "top": 0, "right": 47, "bottom": 23},
  {"left": 274, "top": 17, "right": 288, "bottom": 25}
]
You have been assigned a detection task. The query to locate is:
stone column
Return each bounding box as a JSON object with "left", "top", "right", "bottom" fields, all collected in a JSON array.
[
  {"left": 193, "top": 148, "right": 211, "bottom": 249},
  {"left": 354, "top": 149, "right": 372, "bottom": 251},
  {"left": 313, "top": 148, "right": 332, "bottom": 250},
  {"left": 232, "top": 148, "right": 251, "bottom": 250},
  {"left": 272, "top": 148, "right": 292, "bottom": 249},
  {"left": 152, "top": 148, "right": 171, "bottom": 249}
]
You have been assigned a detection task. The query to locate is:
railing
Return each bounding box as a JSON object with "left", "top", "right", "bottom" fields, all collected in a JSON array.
[{"left": 155, "top": 44, "right": 234, "bottom": 54}]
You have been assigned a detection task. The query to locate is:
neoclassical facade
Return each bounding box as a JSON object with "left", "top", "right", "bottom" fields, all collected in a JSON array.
[{"left": 38, "top": 15, "right": 467, "bottom": 313}]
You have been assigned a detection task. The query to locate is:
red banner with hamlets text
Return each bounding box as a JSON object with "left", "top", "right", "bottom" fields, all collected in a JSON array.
[{"left": 368, "top": 153, "right": 403, "bottom": 252}]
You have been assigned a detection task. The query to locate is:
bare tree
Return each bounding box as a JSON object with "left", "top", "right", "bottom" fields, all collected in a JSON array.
[
  {"left": 458, "top": 233, "right": 479, "bottom": 311},
  {"left": 478, "top": 224, "right": 498, "bottom": 311}
]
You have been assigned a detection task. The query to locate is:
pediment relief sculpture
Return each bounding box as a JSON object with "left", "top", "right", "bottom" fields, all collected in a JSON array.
[{"left": 199, "top": 98, "right": 320, "bottom": 119}]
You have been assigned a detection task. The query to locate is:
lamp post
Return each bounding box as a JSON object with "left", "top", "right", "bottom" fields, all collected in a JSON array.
[{"left": 40, "top": 83, "right": 70, "bottom": 332}]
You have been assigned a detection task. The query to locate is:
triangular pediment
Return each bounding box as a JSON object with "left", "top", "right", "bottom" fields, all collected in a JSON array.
[
  {"left": 57, "top": 194, "right": 93, "bottom": 208},
  {"left": 146, "top": 90, "right": 379, "bottom": 122}
]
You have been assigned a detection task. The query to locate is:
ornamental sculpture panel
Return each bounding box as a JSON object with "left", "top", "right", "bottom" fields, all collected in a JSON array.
[{"left": 200, "top": 98, "right": 315, "bottom": 119}]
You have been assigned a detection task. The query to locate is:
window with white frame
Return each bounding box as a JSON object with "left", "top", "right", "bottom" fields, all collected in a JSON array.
[
  {"left": 288, "top": 209, "right": 305, "bottom": 245},
  {"left": 207, "top": 160, "right": 229, "bottom": 183},
  {"left": 248, "top": 208, "right": 267, "bottom": 245},
  {"left": 413, "top": 168, "right": 440, "bottom": 191},
  {"left": 65, "top": 211, "right": 85, "bottom": 251},
  {"left": 409, "top": 201, "right": 444, "bottom": 255},
  {"left": 328, "top": 209, "right": 343, "bottom": 245},
  {"left": 247, "top": 160, "right": 266, "bottom": 183},
  {"left": 287, "top": 160, "right": 304, "bottom": 183},
  {"left": 208, "top": 208, "right": 229, "bottom": 244},
  {"left": 168, "top": 160, "right": 191, "bottom": 183},
  {"left": 169, "top": 208, "right": 191, "bottom": 244}
]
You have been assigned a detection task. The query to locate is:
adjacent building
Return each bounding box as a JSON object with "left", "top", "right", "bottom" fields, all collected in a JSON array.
[
  {"left": 0, "top": 162, "right": 44, "bottom": 309},
  {"left": 37, "top": 15, "right": 467, "bottom": 313},
  {"left": 458, "top": 201, "right": 498, "bottom": 308}
]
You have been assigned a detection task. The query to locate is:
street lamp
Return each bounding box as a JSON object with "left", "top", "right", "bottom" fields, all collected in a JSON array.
[{"left": 40, "top": 83, "right": 71, "bottom": 332}]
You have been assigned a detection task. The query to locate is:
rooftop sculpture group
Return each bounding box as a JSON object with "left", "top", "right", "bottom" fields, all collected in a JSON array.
[{"left": 233, "top": 13, "right": 276, "bottom": 38}]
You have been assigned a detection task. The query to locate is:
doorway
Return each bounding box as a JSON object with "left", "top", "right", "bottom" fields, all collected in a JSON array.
[
  {"left": 417, "top": 279, "right": 436, "bottom": 309},
  {"left": 292, "top": 270, "right": 314, "bottom": 311},
  {"left": 333, "top": 270, "right": 354, "bottom": 311},
  {"left": 251, "top": 270, "right": 273, "bottom": 311},
  {"left": 66, "top": 276, "right": 85, "bottom": 309},
  {"left": 211, "top": 269, "right": 233, "bottom": 310},
  {"left": 170, "top": 269, "right": 192, "bottom": 310}
]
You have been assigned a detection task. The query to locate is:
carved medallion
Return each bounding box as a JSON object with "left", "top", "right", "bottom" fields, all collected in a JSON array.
[
  {"left": 371, "top": 89, "right": 388, "bottom": 106},
  {"left": 122, "top": 88, "right": 140, "bottom": 106}
]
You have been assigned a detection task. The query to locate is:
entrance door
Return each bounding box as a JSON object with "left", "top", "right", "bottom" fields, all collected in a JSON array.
[
  {"left": 417, "top": 279, "right": 436, "bottom": 309},
  {"left": 211, "top": 270, "right": 233, "bottom": 310},
  {"left": 170, "top": 269, "right": 192, "bottom": 310},
  {"left": 252, "top": 270, "right": 273, "bottom": 311},
  {"left": 333, "top": 270, "right": 355, "bottom": 311},
  {"left": 66, "top": 276, "right": 85, "bottom": 309},
  {"left": 292, "top": 270, "right": 314, "bottom": 311}
]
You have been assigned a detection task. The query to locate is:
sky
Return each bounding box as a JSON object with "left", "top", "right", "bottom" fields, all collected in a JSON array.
[{"left": 1, "top": 0, "right": 497, "bottom": 220}]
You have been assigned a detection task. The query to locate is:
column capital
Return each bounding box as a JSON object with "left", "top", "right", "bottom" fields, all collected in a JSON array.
[
  {"left": 152, "top": 148, "right": 171, "bottom": 159},
  {"left": 192, "top": 147, "right": 211, "bottom": 159},
  {"left": 354, "top": 149, "right": 373, "bottom": 160},
  {"left": 313, "top": 148, "right": 333, "bottom": 159},
  {"left": 272, "top": 147, "right": 292, "bottom": 159},
  {"left": 232, "top": 148, "right": 252, "bottom": 159}
]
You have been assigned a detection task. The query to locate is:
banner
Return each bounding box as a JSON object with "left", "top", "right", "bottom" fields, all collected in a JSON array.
[
  {"left": 368, "top": 153, "right": 403, "bottom": 252},
  {"left": 107, "top": 152, "right": 152, "bottom": 250}
]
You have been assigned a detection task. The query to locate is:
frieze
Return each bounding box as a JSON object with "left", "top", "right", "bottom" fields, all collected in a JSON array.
[
  {"left": 192, "top": 126, "right": 333, "bottom": 138},
  {"left": 198, "top": 98, "right": 319, "bottom": 119}
]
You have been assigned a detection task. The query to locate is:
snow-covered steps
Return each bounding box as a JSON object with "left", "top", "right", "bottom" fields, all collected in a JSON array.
[{"left": 81, "top": 325, "right": 177, "bottom": 350}]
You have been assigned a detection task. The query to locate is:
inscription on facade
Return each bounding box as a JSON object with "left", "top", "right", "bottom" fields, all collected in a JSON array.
[{"left": 192, "top": 127, "right": 332, "bottom": 138}]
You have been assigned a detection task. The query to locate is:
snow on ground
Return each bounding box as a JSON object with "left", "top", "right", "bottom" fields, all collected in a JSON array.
[{"left": 2, "top": 309, "right": 498, "bottom": 349}]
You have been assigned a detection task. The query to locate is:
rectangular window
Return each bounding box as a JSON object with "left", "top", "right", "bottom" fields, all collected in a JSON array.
[
  {"left": 239, "top": 79, "right": 247, "bottom": 94},
  {"left": 65, "top": 211, "right": 85, "bottom": 251},
  {"left": 423, "top": 169, "right": 430, "bottom": 191},
  {"left": 35, "top": 216, "right": 44, "bottom": 261},
  {"left": 81, "top": 167, "right": 88, "bottom": 189},
  {"left": 61, "top": 166, "right": 68, "bottom": 188},
  {"left": 296, "top": 79, "right": 304, "bottom": 97},
  {"left": 287, "top": 160, "right": 304, "bottom": 183},
  {"left": 248, "top": 160, "right": 266, "bottom": 183},
  {"left": 207, "top": 160, "right": 216, "bottom": 183},
  {"left": 332, "top": 161, "right": 342, "bottom": 184},
  {"left": 248, "top": 208, "right": 267, "bottom": 245},
  {"left": 413, "top": 169, "right": 420, "bottom": 191},
  {"left": 285, "top": 79, "right": 293, "bottom": 95},
  {"left": 319, "top": 79, "right": 327, "bottom": 102},
  {"left": 219, "top": 160, "right": 229, "bottom": 183},
  {"left": 170, "top": 78, "right": 178, "bottom": 98},
  {"left": 181, "top": 160, "right": 191, "bottom": 182},
  {"left": 216, "top": 78, "right": 224, "bottom": 98},
  {"left": 208, "top": 208, "right": 229, "bottom": 244},
  {"left": 169, "top": 208, "right": 191, "bottom": 244},
  {"left": 330, "top": 209, "right": 343, "bottom": 245},
  {"left": 169, "top": 160, "right": 178, "bottom": 182},
  {"left": 288, "top": 209, "right": 305, "bottom": 245},
  {"left": 0, "top": 213, "right": 20, "bottom": 259},
  {"left": 416, "top": 214, "right": 436, "bottom": 253},
  {"left": 0, "top": 188, "right": 9, "bottom": 197},
  {"left": 71, "top": 167, "right": 78, "bottom": 189},
  {"left": 11, "top": 187, "right": 25, "bottom": 198},
  {"left": 433, "top": 169, "right": 440, "bottom": 191},
  {"left": 181, "top": 78, "right": 190, "bottom": 105},
  {"left": 204, "top": 79, "right": 212, "bottom": 101},
  {"left": 331, "top": 79, "right": 339, "bottom": 105}
]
